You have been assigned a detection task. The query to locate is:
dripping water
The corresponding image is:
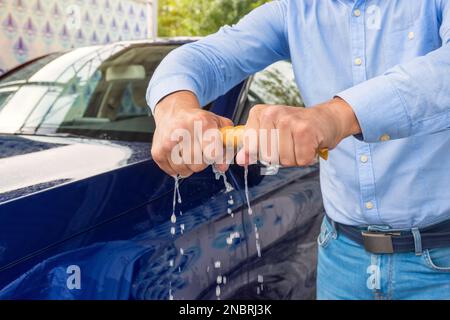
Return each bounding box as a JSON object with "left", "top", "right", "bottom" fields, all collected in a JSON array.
[
  {"left": 169, "top": 176, "right": 183, "bottom": 300},
  {"left": 244, "top": 166, "right": 264, "bottom": 294},
  {"left": 212, "top": 166, "right": 235, "bottom": 218},
  {"left": 244, "top": 167, "right": 253, "bottom": 215}
]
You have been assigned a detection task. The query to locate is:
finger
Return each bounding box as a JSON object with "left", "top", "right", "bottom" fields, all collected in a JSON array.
[
  {"left": 214, "top": 163, "right": 230, "bottom": 173},
  {"left": 187, "top": 126, "right": 209, "bottom": 173},
  {"left": 168, "top": 148, "right": 194, "bottom": 178},
  {"left": 151, "top": 135, "right": 178, "bottom": 176},
  {"left": 294, "top": 141, "right": 318, "bottom": 167},
  {"left": 153, "top": 152, "right": 177, "bottom": 177},
  {"left": 201, "top": 126, "right": 223, "bottom": 167},
  {"left": 217, "top": 117, "right": 235, "bottom": 167},
  {"left": 236, "top": 109, "right": 261, "bottom": 166},
  {"left": 217, "top": 116, "right": 234, "bottom": 128},
  {"left": 278, "top": 126, "right": 296, "bottom": 167},
  {"left": 259, "top": 116, "right": 277, "bottom": 165}
]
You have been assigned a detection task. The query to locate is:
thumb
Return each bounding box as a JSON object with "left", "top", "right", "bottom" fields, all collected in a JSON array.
[{"left": 217, "top": 116, "right": 234, "bottom": 128}]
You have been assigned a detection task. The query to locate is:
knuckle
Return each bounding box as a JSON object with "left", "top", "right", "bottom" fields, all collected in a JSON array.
[
  {"left": 196, "top": 113, "right": 213, "bottom": 125},
  {"left": 296, "top": 154, "right": 316, "bottom": 167},
  {"left": 151, "top": 152, "right": 162, "bottom": 162},
  {"left": 294, "top": 123, "right": 311, "bottom": 137},
  {"left": 277, "top": 116, "right": 290, "bottom": 127},
  {"left": 250, "top": 104, "right": 265, "bottom": 115},
  {"left": 296, "top": 159, "right": 308, "bottom": 167},
  {"left": 189, "top": 164, "right": 207, "bottom": 173},
  {"left": 259, "top": 112, "right": 271, "bottom": 124},
  {"left": 280, "top": 157, "right": 296, "bottom": 167},
  {"left": 171, "top": 120, "right": 187, "bottom": 131},
  {"left": 151, "top": 146, "right": 164, "bottom": 160},
  {"left": 161, "top": 141, "right": 174, "bottom": 153}
]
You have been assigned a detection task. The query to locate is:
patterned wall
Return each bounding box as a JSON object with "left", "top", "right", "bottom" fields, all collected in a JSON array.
[{"left": 0, "top": 0, "right": 154, "bottom": 75}]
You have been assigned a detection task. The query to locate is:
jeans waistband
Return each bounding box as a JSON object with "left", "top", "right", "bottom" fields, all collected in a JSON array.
[{"left": 326, "top": 215, "right": 450, "bottom": 254}]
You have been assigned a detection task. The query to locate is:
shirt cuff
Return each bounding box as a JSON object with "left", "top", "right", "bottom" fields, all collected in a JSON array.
[
  {"left": 337, "top": 76, "right": 412, "bottom": 143},
  {"left": 146, "top": 75, "right": 201, "bottom": 114}
]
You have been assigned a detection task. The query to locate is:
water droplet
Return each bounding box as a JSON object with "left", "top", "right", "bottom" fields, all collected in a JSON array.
[
  {"left": 214, "top": 261, "right": 221, "bottom": 269},
  {"left": 169, "top": 259, "right": 174, "bottom": 267},
  {"left": 228, "top": 198, "right": 234, "bottom": 205},
  {"left": 180, "top": 248, "right": 184, "bottom": 255},
  {"left": 217, "top": 275, "right": 223, "bottom": 284},
  {"left": 226, "top": 237, "right": 233, "bottom": 245},
  {"left": 169, "top": 282, "right": 174, "bottom": 300},
  {"left": 212, "top": 166, "right": 234, "bottom": 192},
  {"left": 258, "top": 275, "right": 264, "bottom": 283},
  {"left": 227, "top": 208, "right": 232, "bottom": 214},
  {"left": 256, "top": 287, "right": 260, "bottom": 295},
  {"left": 215, "top": 285, "right": 221, "bottom": 297},
  {"left": 176, "top": 180, "right": 182, "bottom": 203},
  {"left": 223, "top": 276, "right": 227, "bottom": 285},
  {"left": 256, "top": 242, "right": 261, "bottom": 258},
  {"left": 172, "top": 176, "right": 180, "bottom": 214},
  {"left": 244, "top": 167, "right": 252, "bottom": 215},
  {"left": 180, "top": 224, "right": 185, "bottom": 234},
  {"left": 171, "top": 213, "right": 177, "bottom": 224},
  {"left": 170, "top": 227, "right": 176, "bottom": 235}
]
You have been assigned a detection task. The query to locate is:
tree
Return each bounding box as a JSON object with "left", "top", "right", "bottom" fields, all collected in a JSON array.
[{"left": 158, "top": 0, "right": 270, "bottom": 37}]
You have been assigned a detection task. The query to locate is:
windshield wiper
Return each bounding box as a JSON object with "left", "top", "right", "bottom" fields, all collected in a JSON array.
[{"left": 14, "top": 131, "right": 90, "bottom": 139}]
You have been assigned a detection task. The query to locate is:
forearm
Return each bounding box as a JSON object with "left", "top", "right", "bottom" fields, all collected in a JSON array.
[
  {"left": 338, "top": 40, "right": 450, "bottom": 143},
  {"left": 146, "top": 1, "right": 289, "bottom": 114}
]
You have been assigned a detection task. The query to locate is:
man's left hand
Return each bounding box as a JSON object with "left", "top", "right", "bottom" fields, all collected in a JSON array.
[{"left": 236, "top": 98, "right": 361, "bottom": 167}]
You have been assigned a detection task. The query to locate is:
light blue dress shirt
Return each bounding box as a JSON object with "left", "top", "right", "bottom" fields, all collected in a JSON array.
[{"left": 147, "top": 0, "right": 450, "bottom": 229}]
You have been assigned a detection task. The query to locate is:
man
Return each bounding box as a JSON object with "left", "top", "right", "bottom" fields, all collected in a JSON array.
[{"left": 147, "top": 0, "right": 450, "bottom": 299}]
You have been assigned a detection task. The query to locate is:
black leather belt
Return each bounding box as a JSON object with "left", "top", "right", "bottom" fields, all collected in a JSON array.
[{"left": 326, "top": 216, "right": 450, "bottom": 254}]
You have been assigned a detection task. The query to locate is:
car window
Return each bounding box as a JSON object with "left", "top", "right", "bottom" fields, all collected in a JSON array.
[
  {"left": 0, "top": 45, "right": 178, "bottom": 142},
  {"left": 237, "top": 61, "right": 303, "bottom": 124},
  {"left": 0, "top": 89, "right": 15, "bottom": 113},
  {"left": 0, "top": 53, "right": 63, "bottom": 86}
]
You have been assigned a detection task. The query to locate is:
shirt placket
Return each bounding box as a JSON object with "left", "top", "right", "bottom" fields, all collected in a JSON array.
[{"left": 350, "top": 0, "right": 382, "bottom": 224}]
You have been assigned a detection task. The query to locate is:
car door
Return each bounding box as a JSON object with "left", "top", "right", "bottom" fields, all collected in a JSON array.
[
  {"left": 0, "top": 43, "right": 251, "bottom": 300},
  {"left": 231, "top": 61, "right": 325, "bottom": 300}
]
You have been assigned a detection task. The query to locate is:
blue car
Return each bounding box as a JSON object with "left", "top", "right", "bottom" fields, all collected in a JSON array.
[{"left": 0, "top": 39, "right": 324, "bottom": 300}]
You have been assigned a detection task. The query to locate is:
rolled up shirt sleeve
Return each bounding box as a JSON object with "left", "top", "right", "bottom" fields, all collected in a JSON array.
[
  {"left": 338, "top": 1, "right": 450, "bottom": 143},
  {"left": 146, "top": 0, "right": 290, "bottom": 113}
]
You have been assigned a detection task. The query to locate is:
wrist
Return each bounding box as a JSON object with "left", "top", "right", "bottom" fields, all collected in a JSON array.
[
  {"left": 154, "top": 90, "right": 200, "bottom": 123},
  {"left": 326, "top": 97, "right": 361, "bottom": 139}
]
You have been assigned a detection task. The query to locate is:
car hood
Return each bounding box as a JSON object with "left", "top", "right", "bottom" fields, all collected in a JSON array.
[{"left": 0, "top": 134, "right": 150, "bottom": 202}]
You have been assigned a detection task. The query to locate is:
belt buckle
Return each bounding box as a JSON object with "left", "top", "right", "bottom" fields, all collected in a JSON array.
[{"left": 361, "top": 232, "right": 394, "bottom": 254}]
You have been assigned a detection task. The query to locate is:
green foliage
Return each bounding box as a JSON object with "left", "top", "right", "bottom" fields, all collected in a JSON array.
[
  {"left": 158, "top": 0, "right": 270, "bottom": 37},
  {"left": 251, "top": 62, "right": 304, "bottom": 107}
]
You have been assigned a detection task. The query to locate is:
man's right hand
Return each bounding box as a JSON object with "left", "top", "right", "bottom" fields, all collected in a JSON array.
[{"left": 151, "top": 91, "right": 234, "bottom": 177}]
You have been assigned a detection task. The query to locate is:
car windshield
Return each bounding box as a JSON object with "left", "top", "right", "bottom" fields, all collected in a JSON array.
[{"left": 0, "top": 43, "right": 178, "bottom": 142}]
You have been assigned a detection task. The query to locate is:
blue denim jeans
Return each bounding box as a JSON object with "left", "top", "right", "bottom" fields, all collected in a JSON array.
[{"left": 317, "top": 216, "right": 450, "bottom": 300}]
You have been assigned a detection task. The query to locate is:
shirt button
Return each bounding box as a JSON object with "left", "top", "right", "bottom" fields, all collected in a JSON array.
[
  {"left": 408, "top": 31, "right": 415, "bottom": 40},
  {"left": 365, "top": 201, "right": 374, "bottom": 210},
  {"left": 354, "top": 58, "right": 363, "bottom": 66},
  {"left": 360, "top": 155, "right": 369, "bottom": 163},
  {"left": 354, "top": 9, "right": 361, "bottom": 17},
  {"left": 380, "top": 134, "right": 391, "bottom": 142}
]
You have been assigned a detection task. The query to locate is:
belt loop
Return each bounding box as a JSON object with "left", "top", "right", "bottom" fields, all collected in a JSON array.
[
  {"left": 411, "top": 227, "right": 422, "bottom": 256},
  {"left": 330, "top": 219, "right": 338, "bottom": 239},
  {"left": 326, "top": 215, "right": 338, "bottom": 238}
]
